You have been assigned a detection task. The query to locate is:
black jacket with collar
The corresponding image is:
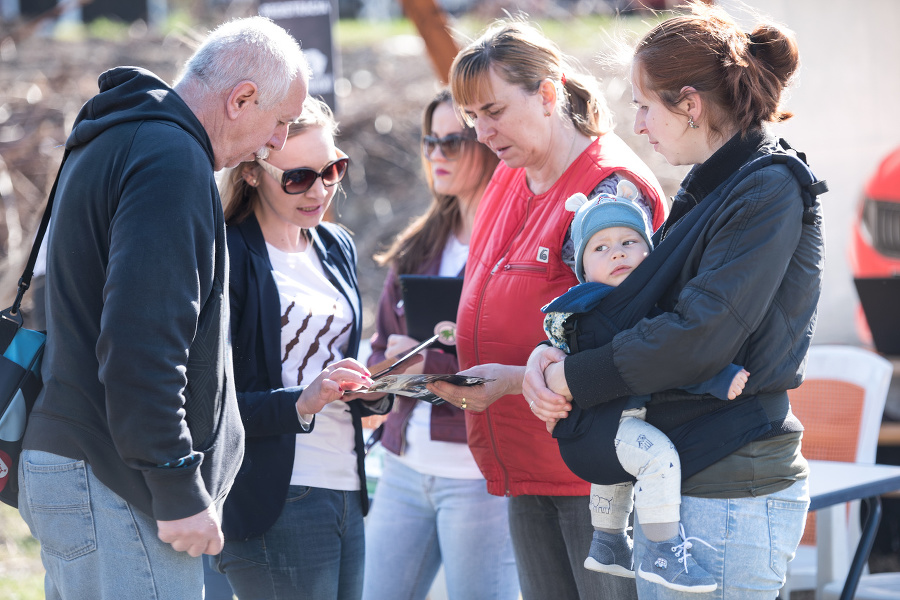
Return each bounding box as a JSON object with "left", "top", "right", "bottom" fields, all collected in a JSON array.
[
  {"left": 566, "top": 130, "right": 824, "bottom": 434},
  {"left": 223, "top": 213, "right": 387, "bottom": 541}
]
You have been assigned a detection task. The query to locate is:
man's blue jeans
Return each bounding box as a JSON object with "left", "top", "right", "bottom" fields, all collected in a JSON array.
[
  {"left": 18, "top": 449, "right": 204, "bottom": 600},
  {"left": 215, "top": 486, "right": 364, "bottom": 600}
]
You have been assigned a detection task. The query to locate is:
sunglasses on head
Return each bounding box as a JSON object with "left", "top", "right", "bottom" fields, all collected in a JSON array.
[
  {"left": 422, "top": 131, "right": 476, "bottom": 161},
  {"left": 256, "top": 152, "right": 350, "bottom": 194}
]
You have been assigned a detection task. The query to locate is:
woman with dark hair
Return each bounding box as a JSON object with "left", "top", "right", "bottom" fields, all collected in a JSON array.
[
  {"left": 214, "top": 96, "right": 388, "bottom": 600},
  {"left": 525, "top": 3, "right": 823, "bottom": 598},
  {"left": 361, "top": 90, "right": 518, "bottom": 600}
]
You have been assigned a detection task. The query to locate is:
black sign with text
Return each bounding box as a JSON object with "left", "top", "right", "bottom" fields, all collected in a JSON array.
[{"left": 259, "top": 0, "right": 339, "bottom": 112}]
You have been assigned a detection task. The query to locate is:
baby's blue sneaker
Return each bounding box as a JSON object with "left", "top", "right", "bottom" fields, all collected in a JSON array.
[
  {"left": 584, "top": 530, "right": 635, "bottom": 578},
  {"left": 637, "top": 527, "right": 717, "bottom": 593}
]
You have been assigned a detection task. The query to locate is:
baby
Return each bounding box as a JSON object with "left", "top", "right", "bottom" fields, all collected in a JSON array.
[{"left": 540, "top": 181, "right": 749, "bottom": 593}]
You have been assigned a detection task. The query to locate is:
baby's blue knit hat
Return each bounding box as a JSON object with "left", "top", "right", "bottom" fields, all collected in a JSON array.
[{"left": 567, "top": 180, "right": 653, "bottom": 283}]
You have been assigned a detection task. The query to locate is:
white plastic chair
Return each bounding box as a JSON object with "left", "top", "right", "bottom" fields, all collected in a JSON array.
[{"left": 781, "top": 344, "right": 893, "bottom": 599}]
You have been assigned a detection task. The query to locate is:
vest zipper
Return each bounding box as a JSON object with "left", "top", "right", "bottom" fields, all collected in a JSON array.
[
  {"left": 471, "top": 195, "right": 535, "bottom": 497},
  {"left": 503, "top": 263, "right": 546, "bottom": 273}
]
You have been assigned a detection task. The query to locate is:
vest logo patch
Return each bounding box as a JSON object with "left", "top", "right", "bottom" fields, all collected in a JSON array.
[{"left": 536, "top": 246, "right": 550, "bottom": 263}]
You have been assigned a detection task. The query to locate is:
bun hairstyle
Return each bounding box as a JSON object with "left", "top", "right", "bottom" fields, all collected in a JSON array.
[
  {"left": 633, "top": 1, "right": 799, "bottom": 141},
  {"left": 450, "top": 18, "right": 612, "bottom": 137}
]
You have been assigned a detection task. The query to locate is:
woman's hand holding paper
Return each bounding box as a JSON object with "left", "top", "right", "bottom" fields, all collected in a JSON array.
[{"left": 427, "top": 363, "right": 524, "bottom": 412}]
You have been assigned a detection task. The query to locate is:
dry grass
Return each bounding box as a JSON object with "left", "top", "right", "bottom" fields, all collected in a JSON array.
[{"left": 0, "top": 502, "right": 44, "bottom": 600}]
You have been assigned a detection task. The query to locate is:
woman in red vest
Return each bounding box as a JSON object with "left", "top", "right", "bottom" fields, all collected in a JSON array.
[{"left": 428, "top": 18, "right": 667, "bottom": 600}]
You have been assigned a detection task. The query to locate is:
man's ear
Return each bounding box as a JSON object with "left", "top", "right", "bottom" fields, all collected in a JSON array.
[{"left": 227, "top": 81, "right": 259, "bottom": 120}]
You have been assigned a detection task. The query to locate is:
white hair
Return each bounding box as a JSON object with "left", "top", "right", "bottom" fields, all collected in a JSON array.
[{"left": 176, "top": 16, "right": 309, "bottom": 109}]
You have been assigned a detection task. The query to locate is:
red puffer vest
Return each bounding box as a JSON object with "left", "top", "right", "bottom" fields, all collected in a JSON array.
[{"left": 457, "top": 133, "right": 666, "bottom": 497}]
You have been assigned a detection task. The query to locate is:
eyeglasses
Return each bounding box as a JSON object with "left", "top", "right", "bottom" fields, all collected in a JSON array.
[
  {"left": 256, "top": 152, "right": 350, "bottom": 194},
  {"left": 422, "top": 132, "right": 475, "bottom": 161}
]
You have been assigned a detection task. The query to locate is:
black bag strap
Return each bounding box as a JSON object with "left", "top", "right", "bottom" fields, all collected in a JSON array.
[
  {"left": 1, "top": 148, "right": 70, "bottom": 336},
  {"left": 591, "top": 139, "right": 827, "bottom": 344},
  {"left": 363, "top": 422, "right": 384, "bottom": 456},
  {"left": 772, "top": 138, "right": 829, "bottom": 226}
]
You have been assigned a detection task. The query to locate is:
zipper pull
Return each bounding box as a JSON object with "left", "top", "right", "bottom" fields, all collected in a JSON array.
[{"left": 491, "top": 258, "right": 505, "bottom": 274}]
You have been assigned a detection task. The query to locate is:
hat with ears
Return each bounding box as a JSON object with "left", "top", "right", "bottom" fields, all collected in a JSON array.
[{"left": 566, "top": 180, "right": 654, "bottom": 283}]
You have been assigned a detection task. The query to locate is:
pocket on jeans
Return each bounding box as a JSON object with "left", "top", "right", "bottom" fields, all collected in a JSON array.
[
  {"left": 220, "top": 536, "right": 269, "bottom": 567},
  {"left": 284, "top": 485, "right": 313, "bottom": 504},
  {"left": 23, "top": 457, "right": 97, "bottom": 560},
  {"left": 767, "top": 497, "right": 809, "bottom": 580}
]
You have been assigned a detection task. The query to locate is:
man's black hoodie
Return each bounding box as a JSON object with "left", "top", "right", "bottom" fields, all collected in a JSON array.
[{"left": 24, "top": 67, "right": 244, "bottom": 521}]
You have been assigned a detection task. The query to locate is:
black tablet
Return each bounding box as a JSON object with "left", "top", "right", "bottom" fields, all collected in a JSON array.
[{"left": 399, "top": 275, "right": 464, "bottom": 354}]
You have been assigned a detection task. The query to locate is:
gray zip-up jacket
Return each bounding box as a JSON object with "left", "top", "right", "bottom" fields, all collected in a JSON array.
[{"left": 24, "top": 67, "right": 244, "bottom": 521}]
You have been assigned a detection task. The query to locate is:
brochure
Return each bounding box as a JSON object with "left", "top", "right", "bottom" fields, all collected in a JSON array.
[{"left": 363, "top": 374, "right": 493, "bottom": 406}]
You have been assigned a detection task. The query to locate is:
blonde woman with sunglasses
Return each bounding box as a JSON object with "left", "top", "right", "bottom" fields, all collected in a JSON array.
[
  {"left": 215, "top": 96, "right": 389, "bottom": 600},
  {"left": 361, "top": 90, "right": 518, "bottom": 600}
]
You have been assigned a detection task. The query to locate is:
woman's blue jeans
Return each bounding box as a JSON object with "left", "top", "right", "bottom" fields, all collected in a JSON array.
[
  {"left": 362, "top": 452, "right": 519, "bottom": 600},
  {"left": 215, "top": 486, "right": 364, "bottom": 600},
  {"left": 633, "top": 478, "right": 810, "bottom": 599}
]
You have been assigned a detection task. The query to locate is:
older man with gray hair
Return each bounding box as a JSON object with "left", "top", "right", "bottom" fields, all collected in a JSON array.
[{"left": 18, "top": 16, "right": 308, "bottom": 599}]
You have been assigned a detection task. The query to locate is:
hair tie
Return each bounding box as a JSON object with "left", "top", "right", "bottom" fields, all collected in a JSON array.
[
  {"left": 746, "top": 32, "right": 759, "bottom": 57},
  {"left": 561, "top": 73, "right": 567, "bottom": 86}
]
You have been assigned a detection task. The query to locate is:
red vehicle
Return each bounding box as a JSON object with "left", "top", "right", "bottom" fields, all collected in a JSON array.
[{"left": 849, "top": 146, "right": 900, "bottom": 353}]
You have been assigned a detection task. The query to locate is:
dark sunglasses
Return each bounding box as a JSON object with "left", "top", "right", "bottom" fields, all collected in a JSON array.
[
  {"left": 256, "top": 152, "right": 349, "bottom": 194},
  {"left": 422, "top": 132, "right": 475, "bottom": 161}
]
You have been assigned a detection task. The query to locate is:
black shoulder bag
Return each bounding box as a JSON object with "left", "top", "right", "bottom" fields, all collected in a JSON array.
[{"left": 0, "top": 149, "right": 67, "bottom": 507}]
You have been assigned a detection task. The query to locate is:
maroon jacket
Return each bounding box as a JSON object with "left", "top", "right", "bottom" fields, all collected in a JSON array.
[{"left": 368, "top": 255, "right": 468, "bottom": 455}]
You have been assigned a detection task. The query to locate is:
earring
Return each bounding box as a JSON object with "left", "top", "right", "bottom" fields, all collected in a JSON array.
[
  {"left": 249, "top": 179, "right": 258, "bottom": 186},
  {"left": 688, "top": 116, "right": 699, "bottom": 129}
]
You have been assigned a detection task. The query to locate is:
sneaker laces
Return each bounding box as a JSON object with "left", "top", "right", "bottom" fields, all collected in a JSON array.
[{"left": 671, "top": 524, "right": 715, "bottom": 573}]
